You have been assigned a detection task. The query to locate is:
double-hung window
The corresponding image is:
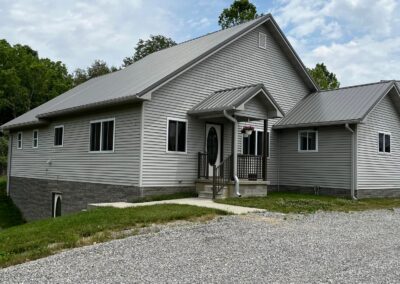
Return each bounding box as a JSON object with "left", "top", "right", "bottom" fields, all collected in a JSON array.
[
  {"left": 90, "top": 119, "right": 114, "bottom": 152},
  {"left": 378, "top": 132, "right": 391, "bottom": 153},
  {"left": 17, "top": 132, "right": 22, "bottom": 149},
  {"left": 167, "top": 118, "right": 187, "bottom": 153},
  {"left": 32, "top": 130, "right": 39, "bottom": 148},
  {"left": 54, "top": 126, "right": 64, "bottom": 147},
  {"left": 243, "top": 130, "right": 269, "bottom": 157},
  {"left": 298, "top": 130, "right": 318, "bottom": 152}
]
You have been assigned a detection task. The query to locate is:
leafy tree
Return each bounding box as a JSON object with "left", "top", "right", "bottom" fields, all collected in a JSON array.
[
  {"left": 0, "top": 39, "right": 73, "bottom": 123},
  {"left": 0, "top": 135, "right": 7, "bottom": 175},
  {"left": 218, "top": 0, "right": 259, "bottom": 29},
  {"left": 308, "top": 63, "right": 340, "bottom": 90},
  {"left": 123, "top": 35, "right": 176, "bottom": 66},
  {"left": 72, "top": 60, "right": 119, "bottom": 86}
]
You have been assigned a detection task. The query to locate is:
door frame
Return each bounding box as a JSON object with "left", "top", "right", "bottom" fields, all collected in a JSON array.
[{"left": 204, "top": 122, "right": 224, "bottom": 164}]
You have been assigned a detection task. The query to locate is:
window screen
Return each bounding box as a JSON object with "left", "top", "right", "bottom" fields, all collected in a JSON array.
[
  {"left": 54, "top": 127, "right": 63, "bottom": 146},
  {"left": 168, "top": 119, "right": 186, "bottom": 152}
]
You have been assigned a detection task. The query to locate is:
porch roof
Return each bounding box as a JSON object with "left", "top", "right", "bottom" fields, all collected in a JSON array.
[{"left": 187, "top": 84, "right": 284, "bottom": 119}]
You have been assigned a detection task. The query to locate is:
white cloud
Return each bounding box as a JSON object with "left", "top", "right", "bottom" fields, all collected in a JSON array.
[{"left": 273, "top": 0, "right": 400, "bottom": 86}]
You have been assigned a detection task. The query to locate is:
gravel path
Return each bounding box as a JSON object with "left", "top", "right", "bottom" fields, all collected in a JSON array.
[{"left": 1, "top": 209, "right": 400, "bottom": 283}]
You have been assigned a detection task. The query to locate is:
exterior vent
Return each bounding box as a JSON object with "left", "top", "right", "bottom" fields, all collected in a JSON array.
[{"left": 259, "top": 32, "right": 267, "bottom": 49}]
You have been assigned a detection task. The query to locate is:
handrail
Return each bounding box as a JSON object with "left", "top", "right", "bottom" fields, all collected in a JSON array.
[{"left": 212, "top": 155, "right": 233, "bottom": 199}]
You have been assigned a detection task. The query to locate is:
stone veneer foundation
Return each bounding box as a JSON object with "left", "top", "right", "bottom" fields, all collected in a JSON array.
[{"left": 9, "top": 176, "right": 194, "bottom": 221}]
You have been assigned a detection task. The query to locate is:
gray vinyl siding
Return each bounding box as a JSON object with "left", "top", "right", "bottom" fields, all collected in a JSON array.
[
  {"left": 236, "top": 95, "right": 269, "bottom": 119},
  {"left": 357, "top": 94, "right": 400, "bottom": 191},
  {"left": 10, "top": 105, "right": 141, "bottom": 186},
  {"left": 278, "top": 126, "right": 352, "bottom": 189},
  {"left": 142, "top": 23, "right": 309, "bottom": 187}
]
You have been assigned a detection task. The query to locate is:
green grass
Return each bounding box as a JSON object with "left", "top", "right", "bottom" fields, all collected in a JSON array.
[
  {"left": 0, "top": 176, "right": 25, "bottom": 229},
  {"left": 216, "top": 192, "right": 400, "bottom": 214},
  {"left": 131, "top": 191, "right": 198, "bottom": 203},
  {"left": 0, "top": 204, "right": 227, "bottom": 268}
]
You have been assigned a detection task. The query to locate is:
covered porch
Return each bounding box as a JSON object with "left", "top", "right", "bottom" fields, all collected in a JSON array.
[{"left": 188, "top": 84, "right": 284, "bottom": 198}]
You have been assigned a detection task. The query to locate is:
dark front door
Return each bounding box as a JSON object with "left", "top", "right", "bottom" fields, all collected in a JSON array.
[{"left": 206, "top": 124, "right": 222, "bottom": 176}]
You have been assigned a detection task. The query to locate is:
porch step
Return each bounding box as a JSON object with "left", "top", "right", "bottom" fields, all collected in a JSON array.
[{"left": 197, "top": 185, "right": 226, "bottom": 199}]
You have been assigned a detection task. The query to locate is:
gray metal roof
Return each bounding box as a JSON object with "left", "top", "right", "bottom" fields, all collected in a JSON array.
[
  {"left": 188, "top": 84, "right": 284, "bottom": 116},
  {"left": 274, "top": 81, "right": 399, "bottom": 129},
  {"left": 2, "top": 13, "right": 317, "bottom": 131}
]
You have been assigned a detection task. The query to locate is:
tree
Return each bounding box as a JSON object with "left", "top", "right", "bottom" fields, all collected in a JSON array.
[
  {"left": 218, "top": 0, "right": 258, "bottom": 29},
  {"left": 308, "top": 63, "right": 340, "bottom": 90},
  {"left": 123, "top": 35, "right": 176, "bottom": 66},
  {"left": 0, "top": 39, "right": 73, "bottom": 124},
  {"left": 72, "top": 60, "right": 118, "bottom": 86}
]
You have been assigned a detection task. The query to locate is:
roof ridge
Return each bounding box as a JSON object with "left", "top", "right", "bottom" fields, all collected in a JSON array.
[
  {"left": 177, "top": 14, "right": 270, "bottom": 47},
  {"left": 318, "top": 80, "right": 395, "bottom": 93},
  {"left": 214, "top": 83, "right": 262, "bottom": 93}
]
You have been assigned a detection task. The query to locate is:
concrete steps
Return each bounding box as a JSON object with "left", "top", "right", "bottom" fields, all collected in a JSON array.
[{"left": 197, "top": 184, "right": 226, "bottom": 199}]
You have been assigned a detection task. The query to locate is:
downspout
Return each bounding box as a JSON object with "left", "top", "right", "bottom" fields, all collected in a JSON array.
[
  {"left": 345, "top": 124, "right": 357, "bottom": 200},
  {"left": 7, "top": 133, "right": 12, "bottom": 196},
  {"left": 223, "top": 110, "right": 241, "bottom": 197}
]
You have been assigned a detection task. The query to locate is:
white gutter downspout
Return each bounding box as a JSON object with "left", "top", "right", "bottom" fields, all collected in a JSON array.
[
  {"left": 345, "top": 124, "right": 357, "bottom": 200},
  {"left": 223, "top": 110, "right": 241, "bottom": 197}
]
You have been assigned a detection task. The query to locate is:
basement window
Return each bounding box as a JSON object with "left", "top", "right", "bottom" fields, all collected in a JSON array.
[
  {"left": 259, "top": 32, "right": 267, "bottom": 49},
  {"left": 378, "top": 132, "right": 391, "bottom": 153},
  {"left": 90, "top": 119, "right": 115, "bottom": 152},
  {"left": 17, "top": 132, "right": 22, "bottom": 149},
  {"left": 298, "top": 130, "right": 318, "bottom": 152},
  {"left": 54, "top": 126, "right": 64, "bottom": 147},
  {"left": 167, "top": 118, "right": 187, "bottom": 153},
  {"left": 32, "top": 130, "right": 39, "bottom": 148}
]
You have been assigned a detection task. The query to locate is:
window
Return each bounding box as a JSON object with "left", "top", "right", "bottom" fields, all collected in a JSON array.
[
  {"left": 54, "top": 126, "right": 64, "bottom": 147},
  {"left": 259, "top": 32, "right": 267, "bottom": 49},
  {"left": 17, "top": 132, "right": 22, "bottom": 149},
  {"left": 90, "top": 119, "right": 114, "bottom": 152},
  {"left": 32, "top": 130, "right": 39, "bottom": 148},
  {"left": 167, "top": 118, "right": 187, "bottom": 153},
  {"left": 378, "top": 132, "right": 391, "bottom": 153},
  {"left": 243, "top": 130, "right": 269, "bottom": 157},
  {"left": 298, "top": 130, "right": 318, "bottom": 152}
]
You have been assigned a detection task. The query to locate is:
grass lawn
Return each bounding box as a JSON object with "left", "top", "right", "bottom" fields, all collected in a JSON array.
[
  {"left": 0, "top": 204, "right": 227, "bottom": 268},
  {"left": 131, "top": 191, "right": 198, "bottom": 203},
  {"left": 216, "top": 192, "right": 400, "bottom": 214},
  {"left": 0, "top": 176, "right": 25, "bottom": 229}
]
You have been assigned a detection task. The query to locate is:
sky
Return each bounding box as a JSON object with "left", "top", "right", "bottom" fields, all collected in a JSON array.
[{"left": 0, "top": 0, "right": 399, "bottom": 86}]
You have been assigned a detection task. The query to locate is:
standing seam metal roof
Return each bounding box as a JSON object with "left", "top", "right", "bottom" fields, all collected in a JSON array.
[
  {"left": 188, "top": 84, "right": 284, "bottom": 116},
  {"left": 274, "top": 81, "right": 399, "bottom": 129},
  {"left": 1, "top": 13, "right": 317, "bottom": 130}
]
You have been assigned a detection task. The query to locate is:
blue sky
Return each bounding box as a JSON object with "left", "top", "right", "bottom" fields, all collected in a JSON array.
[{"left": 0, "top": 0, "right": 399, "bottom": 86}]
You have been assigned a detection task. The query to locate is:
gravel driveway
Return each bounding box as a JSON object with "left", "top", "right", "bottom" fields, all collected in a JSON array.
[{"left": 1, "top": 209, "right": 400, "bottom": 283}]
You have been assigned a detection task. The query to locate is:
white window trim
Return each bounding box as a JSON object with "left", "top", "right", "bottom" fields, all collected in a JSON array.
[
  {"left": 166, "top": 117, "right": 188, "bottom": 154},
  {"left": 32, "top": 129, "right": 39, "bottom": 149},
  {"left": 378, "top": 131, "right": 391, "bottom": 154},
  {"left": 258, "top": 32, "right": 267, "bottom": 49},
  {"left": 241, "top": 129, "right": 270, "bottom": 158},
  {"left": 54, "top": 125, "right": 64, "bottom": 147},
  {"left": 298, "top": 130, "right": 319, "bottom": 152},
  {"left": 17, "top": 132, "right": 23, "bottom": 149},
  {"left": 89, "top": 118, "right": 115, "bottom": 153}
]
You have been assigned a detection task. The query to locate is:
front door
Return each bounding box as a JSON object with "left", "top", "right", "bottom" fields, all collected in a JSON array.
[{"left": 206, "top": 123, "right": 222, "bottom": 176}]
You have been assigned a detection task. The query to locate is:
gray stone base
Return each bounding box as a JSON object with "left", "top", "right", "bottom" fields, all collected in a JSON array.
[
  {"left": 268, "top": 185, "right": 351, "bottom": 198},
  {"left": 9, "top": 176, "right": 195, "bottom": 221},
  {"left": 356, "top": 188, "right": 400, "bottom": 199}
]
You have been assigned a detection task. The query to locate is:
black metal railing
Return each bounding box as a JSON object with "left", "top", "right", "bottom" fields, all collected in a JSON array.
[
  {"left": 237, "top": 154, "right": 263, "bottom": 180},
  {"left": 212, "top": 155, "right": 233, "bottom": 199},
  {"left": 198, "top": 152, "right": 209, "bottom": 179}
]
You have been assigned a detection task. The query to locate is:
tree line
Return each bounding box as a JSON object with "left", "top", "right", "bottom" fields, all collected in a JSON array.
[{"left": 0, "top": 0, "right": 340, "bottom": 175}]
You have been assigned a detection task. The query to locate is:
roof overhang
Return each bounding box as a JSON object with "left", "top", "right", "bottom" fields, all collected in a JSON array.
[
  {"left": 273, "top": 119, "right": 362, "bottom": 130},
  {"left": 188, "top": 84, "right": 284, "bottom": 120}
]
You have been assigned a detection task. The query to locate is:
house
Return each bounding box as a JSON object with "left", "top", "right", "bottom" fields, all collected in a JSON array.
[{"left": 2, "top": 14, "right": 400, "bottom": 220}]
